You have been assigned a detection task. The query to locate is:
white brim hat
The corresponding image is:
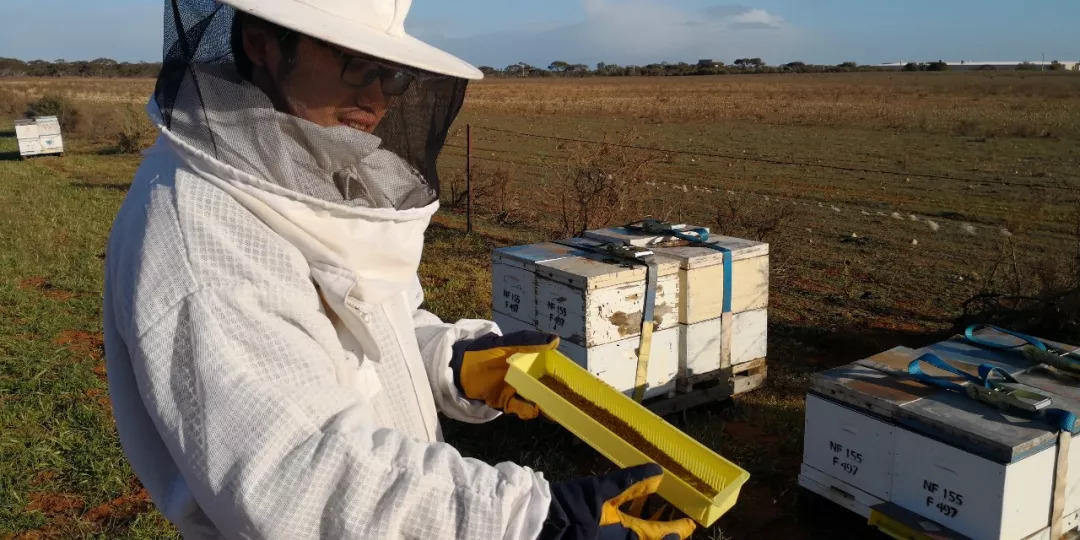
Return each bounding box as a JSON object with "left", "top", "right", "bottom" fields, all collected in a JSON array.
[{"left": 221, "top": 0, "right": 483, "bottom": 80}]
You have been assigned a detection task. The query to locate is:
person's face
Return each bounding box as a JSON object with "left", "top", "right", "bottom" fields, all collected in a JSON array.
[{"left": 242, "top": 23, "right": 392, "bottom": 132}]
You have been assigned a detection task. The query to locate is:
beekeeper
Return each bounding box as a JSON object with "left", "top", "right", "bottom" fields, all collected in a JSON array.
[{"left": 103, "top": 0, "right": 696, "bottom": 539}]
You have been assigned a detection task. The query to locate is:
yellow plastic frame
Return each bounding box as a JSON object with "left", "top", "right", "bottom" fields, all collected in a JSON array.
[{"left": 506, "top": 350, "right": 749, "bottom": 526}]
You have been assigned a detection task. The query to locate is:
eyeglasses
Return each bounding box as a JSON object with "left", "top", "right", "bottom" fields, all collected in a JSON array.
[
  {"left": 340, "top": 55, "right": 417, "bottom": 96},
  {"left": 314, "top": 39, "right": 419, "bottom": 96}
]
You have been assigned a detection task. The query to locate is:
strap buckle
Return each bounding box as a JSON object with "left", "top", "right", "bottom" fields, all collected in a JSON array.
[{"left": 968, "top": 383, "right": 1052, "bottom": 413}]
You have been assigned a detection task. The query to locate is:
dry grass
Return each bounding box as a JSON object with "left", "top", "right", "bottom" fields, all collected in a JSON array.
[
  {"left": 465, "top": 72, "right": 1080, "bottom": 139},
  {"left": 0, "top": 78, "right": 153, "bottom": 106}
]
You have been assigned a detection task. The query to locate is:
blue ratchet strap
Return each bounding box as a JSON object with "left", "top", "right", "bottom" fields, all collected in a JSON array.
[
  {"left": 626, "top": 220, "right": 734, "bottom": 314},
  {"left": 965, "top": 324, "right": 1048, "bottom": 352},
  {"left": 557, "top": 239, "right": 658, "bottom": 402},
  {"left": 908, "top": 353, "right": 1078, "bottom": 433},
  {"left": 964, "top": 323, "right": 1080, "bottom": 373}
]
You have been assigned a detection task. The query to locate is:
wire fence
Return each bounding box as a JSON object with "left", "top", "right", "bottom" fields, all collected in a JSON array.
[
  {"left": 466, "top": 124, "right": 1077, "bottom": 193},
  {"left": 443, "top": 123, "right": 1078, "bottom": 249}
]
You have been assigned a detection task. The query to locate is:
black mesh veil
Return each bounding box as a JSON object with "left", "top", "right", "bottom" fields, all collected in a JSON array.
[{"left": 153, "top": 0, "right": 467, "bottom": 209}]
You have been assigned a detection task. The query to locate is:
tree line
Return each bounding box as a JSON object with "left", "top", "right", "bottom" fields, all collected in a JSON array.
[
  {"left": 0, "top": 58, "right": 161, "bottom": 78},
  {"left": 484, "top": 59, "right": 892, "bottom": 78},
  {"left": 4, "top": 56, "right": 1072, "bottom": 79}
]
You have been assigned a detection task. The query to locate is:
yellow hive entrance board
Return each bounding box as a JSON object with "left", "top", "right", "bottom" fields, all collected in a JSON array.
[{"left": 506, "top": 350, "right": 749, "bottom": 526}]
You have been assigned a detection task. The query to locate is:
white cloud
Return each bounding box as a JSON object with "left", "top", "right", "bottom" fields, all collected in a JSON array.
[
  {"left": 728, "top": 9, "right": 786, "bottom": 30},
  {"left": 412, "top": 1, "right": 799, "bottom": 68}
]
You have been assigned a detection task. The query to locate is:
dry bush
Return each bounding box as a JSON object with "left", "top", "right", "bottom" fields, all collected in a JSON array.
[
  {"left": 24, "top": 94, "right": 81, "bottom": 132},
  {"left": 547, "top": 134, "right": 660, "bottom": 237},
  {"left": 113, "top": 105, "right": 157, "bottom": 153},
  {"left": 442, "top": 165, "right": 532, "bottom": 226},
  {"left": 712, "top": 191, "right": 795, "bottom": 282},
  {"left": 959, "top": 202, "right": 1080, "bottom": 342},
  {"left": 0, "top": 87, "right": 27, "bottom": 118}
]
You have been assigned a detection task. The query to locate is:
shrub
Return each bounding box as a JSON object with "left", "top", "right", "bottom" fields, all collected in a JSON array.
[
  {"left": 24, "top": 94, "right": 81, "bottom": 132},
  {"left": 548, "top": 133, "right": 659, "bottom": 237},
  {"left": 0, "top": 88, "right": 26, "bottom": 117},
  {"left": 114, "top": 106, "right": 157, "bottom": 154},
  {"left": 958, "top": 202, "right": 1080, "bottom": 343}
]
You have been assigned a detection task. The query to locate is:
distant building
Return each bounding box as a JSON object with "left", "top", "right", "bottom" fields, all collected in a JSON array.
[
  {"left": 697, "top": 59, "right": 721, "bottom": 68},
  {"left": 878, "top": 60, "right": 1079, "bottom": 71}
]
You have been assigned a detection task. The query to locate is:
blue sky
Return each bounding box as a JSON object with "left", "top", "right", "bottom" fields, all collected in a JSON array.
[{"left": 2, "top": 1, "right": 1078, "bottom": 66}]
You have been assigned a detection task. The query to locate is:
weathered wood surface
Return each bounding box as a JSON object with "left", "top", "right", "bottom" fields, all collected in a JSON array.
[
  {"left": 536, "top": 270, "right": 680, "bottom": 347},
  {"left": 492, "top": 243, "right": 586, "bottom": 324},
  {"left": 681, "top": 309, "right": 767, "bottom": 377},
  {"left": 559, "top": 326, "right": 680, "bottom": 399},
  {"left": 583, "top": 226, "right": 770, "bottom": 323},
  {"left": 680, "top": 256, "right": 769, "bottom": 323},
  {"left": 584, "top": 226, "right": 769, "bottom": 263},
  {"left": 535, "top": 238, "right": 680, "bottom": 291}
]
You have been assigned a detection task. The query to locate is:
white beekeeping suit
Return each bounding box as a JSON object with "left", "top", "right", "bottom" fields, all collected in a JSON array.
[{"left": 102, "top": 1, "right": 553, "bottom": 538}]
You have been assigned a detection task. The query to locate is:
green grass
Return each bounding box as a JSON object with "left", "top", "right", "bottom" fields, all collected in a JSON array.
[{"left": 0, "top": 133, "right": 175, "bottom": 538}]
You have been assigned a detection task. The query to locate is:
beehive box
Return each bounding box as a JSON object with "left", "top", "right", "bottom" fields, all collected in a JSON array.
[
  {"left": 584, "top": 226, "right": 769, "bottom": 387},
  {"left": 492, "top": 238, "right": 682, "bottom": 400},
  {"left": 492, "top": 227, "right": 769, "bottom": 404},
  {"left": 799, "top": 329, "right": 1080, "bottom": 540},
  {"left": 15, "top": 116, "right": 64, "bottom": 158}
]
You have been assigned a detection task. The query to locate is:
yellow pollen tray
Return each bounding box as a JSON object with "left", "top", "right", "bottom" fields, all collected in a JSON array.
[{"left": 506, "top": 350, "right": 749, "bottom": 526}]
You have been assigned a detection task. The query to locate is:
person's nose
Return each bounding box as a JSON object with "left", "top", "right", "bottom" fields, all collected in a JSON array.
[{"left": 355, "top": 78, "right": 387, "bottom": 114}]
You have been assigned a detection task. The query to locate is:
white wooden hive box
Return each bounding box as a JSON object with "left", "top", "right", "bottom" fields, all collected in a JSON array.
[
  {"left": 530, "top": 238, "right": 681, "bottom": 348},
  {"left": 803, "top": 330, "right": 1080, "bottom": 540},
  {"left": 493, "top": 312, "right": 678, "bottom": 400},
  {"left": 583, "top": 226, "right": 769, "bottom": 324}
]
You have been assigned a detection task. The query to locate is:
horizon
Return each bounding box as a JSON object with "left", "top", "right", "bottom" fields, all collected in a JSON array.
[{"left": 1, "top": 1, "right": 1078, "bottom": 67}]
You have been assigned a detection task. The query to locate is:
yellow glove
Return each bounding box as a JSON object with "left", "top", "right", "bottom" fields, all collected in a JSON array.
[
  {"left": 541, "top": 463, "right": 697, "bottom": 540},
  {"left": 450, "top": 331, "right": 559, "bottom": 419}
]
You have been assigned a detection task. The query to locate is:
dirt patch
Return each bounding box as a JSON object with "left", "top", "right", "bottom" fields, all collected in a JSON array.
[
  {"left": 83, "top": 488, "right": 151, "bottom": 524},
  {"left": 18, "top": 277, "right": 76, "bottom": 301},
  {"left": 720, "top": 482, "right": 811, "bottom": 539},
  {"left": 53, "top": 331, "right": 104, "bottom": 361},
  {"left": 25, "top": 492, "right": 85, "bottom": 516},
  {"left": 29, "top": 471, "right": 58, "bottom": 487},
  {"left": 84, "top": 388, "right": 111, "bottom": 410},
  {"left": 14, "top": 489, "right": 151, "bottom": 539},
  {"left": 723, "top": 421, "right": 781, "bottom": 448},
  {"left": 540, "top": 375, "right": 718, "bottom": 498},
  {"left": 18, "top": 277, "right": 49, "bottom": 290},
  {"left": 91, "top": 363, "right": 107, "bottom": 383}
]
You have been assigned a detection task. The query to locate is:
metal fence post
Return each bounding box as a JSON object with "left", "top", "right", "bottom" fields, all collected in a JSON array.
[{"left": 466, "top": 124, "right": 473, "bottom": 234}]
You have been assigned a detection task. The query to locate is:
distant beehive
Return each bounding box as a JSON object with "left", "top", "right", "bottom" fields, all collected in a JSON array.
[
  {"left": 492, "top": 224, "right": 769, "bottom": 406},
  {"left": 15, "top": 116, "right": 64, "bottom": 158}
]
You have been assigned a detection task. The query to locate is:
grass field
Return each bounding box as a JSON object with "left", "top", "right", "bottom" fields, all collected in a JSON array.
[{"left": 1, "top": 71, "right": 1078, "bottom": 538}]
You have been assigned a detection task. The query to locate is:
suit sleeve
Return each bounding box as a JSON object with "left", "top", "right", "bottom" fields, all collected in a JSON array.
[{"left": 409, "top": 275, "right": 506, "bottom": 423}]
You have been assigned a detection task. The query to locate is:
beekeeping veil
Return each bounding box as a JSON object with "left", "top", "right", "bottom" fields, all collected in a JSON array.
[{"left": 154, "top": 0, "right": 481, "bottom": 209}]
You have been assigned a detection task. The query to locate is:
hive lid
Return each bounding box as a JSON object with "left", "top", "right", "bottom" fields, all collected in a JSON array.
[
  {"left": 812, "top": 329, "right": 1080, "bottom": 464},
  {"left": 35, "top": 116, "right": 62, "bottom": 136},
  {"left": 584, "top": 226, "right": 769, "bottom": 269},
  {"left": 14, "top": 120, "right": 39, "bottom": 139},
  {"left": 493, "top": 242, "right": 585, "bottom": 269},
  {"left": 535, "top": 237, "right": 681, "bottom": 291}
]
